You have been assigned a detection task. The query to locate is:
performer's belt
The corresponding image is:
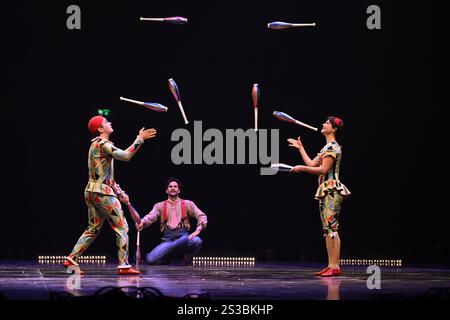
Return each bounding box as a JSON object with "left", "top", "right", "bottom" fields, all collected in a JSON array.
[
  {"left": 166, "top": 222, "right": 183, "bottom": 231},
  {"left": 162, "top": 226, "right": 187, "bottom": 241}
]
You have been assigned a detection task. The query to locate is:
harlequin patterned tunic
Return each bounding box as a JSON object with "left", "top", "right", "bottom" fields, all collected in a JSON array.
[{"left": 315, "top": 141, "right": 351, "bottom": 200}]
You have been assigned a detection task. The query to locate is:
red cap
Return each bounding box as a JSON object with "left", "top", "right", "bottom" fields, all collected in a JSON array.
[
  {"left": 333, "top": 117, "right": 342, "bottom": 126},
  {"left": 87, "top": 116, "right": 105, "bottom": 134}
]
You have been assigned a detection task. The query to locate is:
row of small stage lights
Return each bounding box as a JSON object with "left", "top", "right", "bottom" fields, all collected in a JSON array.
[
  {"left": 193, "top": 257, "right": 256, "bottom": 266},
  {"left": 339, "top": 259, "right": 402, "bottom": 267},
  {"left": 38, "top": 256, "right": 106, "bottom": 264}
]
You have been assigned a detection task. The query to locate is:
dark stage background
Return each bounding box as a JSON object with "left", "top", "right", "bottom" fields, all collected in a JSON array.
[{"left": 3, "top": 1, "right": 448, "bottom": 265}]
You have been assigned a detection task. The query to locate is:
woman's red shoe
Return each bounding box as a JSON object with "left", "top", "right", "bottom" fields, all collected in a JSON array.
[
  {"left": 320, "top": 268, "right": 342, "bottom": 277},
  {"left": 314, "top": 267, "right": 330, "bottom": 276}
]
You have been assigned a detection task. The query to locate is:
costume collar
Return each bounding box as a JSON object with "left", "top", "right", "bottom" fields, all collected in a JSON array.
[{"left": 91, "top": 136, "right": 113, "bottom": 144}]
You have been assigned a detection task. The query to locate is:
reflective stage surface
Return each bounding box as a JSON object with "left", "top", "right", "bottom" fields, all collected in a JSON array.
[{"left": 1, "top": 261, "right": 449, "bottom": 300}]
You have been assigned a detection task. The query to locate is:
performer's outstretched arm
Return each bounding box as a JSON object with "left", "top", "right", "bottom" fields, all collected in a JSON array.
[
  {"left": 287, "top": 137, "right": 320, "bottom": 167},
  {"left": 137, "top": 203, "right": 161, "bottom": 231},
  {"left": 103, "top": 127, "right": 157, "bottom": 162},
  {"left": 290, "top": 156, "right": 335, "bottom": 176}
]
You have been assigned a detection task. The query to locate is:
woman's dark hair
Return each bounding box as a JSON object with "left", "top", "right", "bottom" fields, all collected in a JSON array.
[
  {"left": 327, "top": 116, "right": 345, "bottom": 141},
  {"left": 165, "top": 177, "right": 181, "bottom": 189}
]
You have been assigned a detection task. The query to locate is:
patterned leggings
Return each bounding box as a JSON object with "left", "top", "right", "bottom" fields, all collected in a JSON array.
[
  {"left": 319, "top": 191, "right": 343, "bottom": 238},
  {"left": 68, "top": 192, "right": 130, "bottom": 268}
]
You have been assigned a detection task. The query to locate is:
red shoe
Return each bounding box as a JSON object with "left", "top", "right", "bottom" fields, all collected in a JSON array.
[
  {"left": 314, "top": 267, "right": 330, "bottom": 276},
  {"left": 320, "top": 268, "right": 342, "bottom": 277},
  {"left": 118, "top": 267, "right": 141, "bottom": 275},
  {"left": 63, "top": 258, "right": 85, "bottom": 275}
]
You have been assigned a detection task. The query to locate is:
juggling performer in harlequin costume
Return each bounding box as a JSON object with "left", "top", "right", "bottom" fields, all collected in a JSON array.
[
  {"left": 288, "top": 117, "right": 350, "bottom": 277},
  {"left": 63, "top": 115, "right": 157, "bottom": 275},
  {"left": 136, "top": 177, "right": 207, "bottom": 266}
]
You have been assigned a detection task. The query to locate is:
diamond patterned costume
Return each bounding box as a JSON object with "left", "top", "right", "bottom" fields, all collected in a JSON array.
[{"left": 67, "top": 136, "right": 144, "bottom": 268}]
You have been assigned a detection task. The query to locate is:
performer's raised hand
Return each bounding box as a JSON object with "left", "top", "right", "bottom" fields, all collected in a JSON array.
[
  {"left": 136, "top": 221, "right": 144, "bottom": 232},
  {"left": 139, "top": 127, "right": 157, "bottom": 141},
  {"left": 287, "top": 136, "right": 303, "bottom": 149}
]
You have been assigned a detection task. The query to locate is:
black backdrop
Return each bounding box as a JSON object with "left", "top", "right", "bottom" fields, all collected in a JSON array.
[{"left": 3, "top": 0, "right": 448, "bottom": 264}]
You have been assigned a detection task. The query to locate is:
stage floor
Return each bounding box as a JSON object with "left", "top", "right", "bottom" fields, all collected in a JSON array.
[{"left": 0, "top": 260, "right": 449, "bottom": 300}]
